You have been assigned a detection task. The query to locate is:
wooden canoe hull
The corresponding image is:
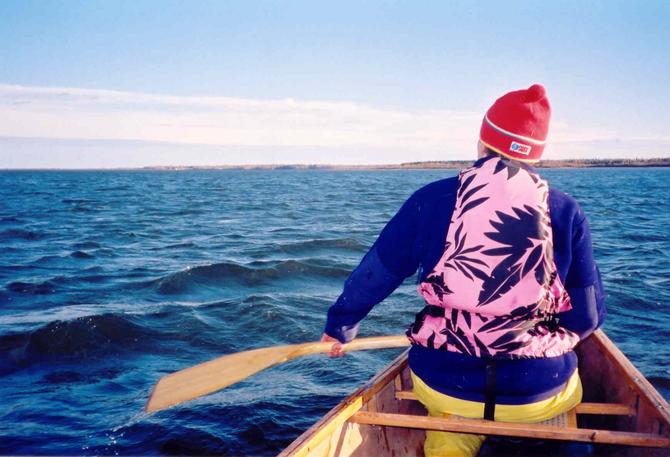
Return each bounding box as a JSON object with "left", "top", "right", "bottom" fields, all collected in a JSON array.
[{"left": 279, "top": 330, "right": 670, "bottom": 457}]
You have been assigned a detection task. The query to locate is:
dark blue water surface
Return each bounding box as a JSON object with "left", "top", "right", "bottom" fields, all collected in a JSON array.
[{"left": 1, "top": 168, "right": 669, "bottom": 455}]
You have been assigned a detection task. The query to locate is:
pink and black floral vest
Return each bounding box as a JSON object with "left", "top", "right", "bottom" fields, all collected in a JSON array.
[{"left": 407, "top": 157, "right": 580, "bottom": 359}]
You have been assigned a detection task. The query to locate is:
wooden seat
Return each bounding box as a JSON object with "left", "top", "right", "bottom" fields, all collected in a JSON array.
[{"left": 538, "top": 409, "right": 576, "bottom": 428}]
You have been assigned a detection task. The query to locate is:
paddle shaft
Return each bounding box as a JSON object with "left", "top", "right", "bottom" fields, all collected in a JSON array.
[{"left": 291, "top": 335, "right": 411, "bottom": 357}]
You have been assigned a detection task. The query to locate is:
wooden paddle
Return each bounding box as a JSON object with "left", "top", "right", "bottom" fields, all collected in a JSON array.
[{"left": 145, "top": 335, "right": 410, "bottom": 413}]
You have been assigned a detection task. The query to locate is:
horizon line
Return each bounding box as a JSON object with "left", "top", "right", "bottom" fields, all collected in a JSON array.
[{"left": 2, "top": 157, "right": 670, "bottom": 171}]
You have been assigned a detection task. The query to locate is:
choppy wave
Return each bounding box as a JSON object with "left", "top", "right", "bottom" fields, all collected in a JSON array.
[
  {"left": 0, "top": 216, "right": 22, "bottom": 223},
  {"left": 148, "top": 259, "right": 350, "bottom": 294},
  {"left": 0, "top": 228, "right": 48, "bottom": 241},
  {"left": 0, "top": 314, "right": 153, "bottom": 375},
  {"left": 647, "top": 376, "right": 670, "bottom": 390},
  {"left": 6, "top": 280, "right": 58, "bottom": 295},
  {"left": 274, "top": 237, "right": 366, "bottom": 253},
  {"left": 71, "top": 250, "right": 95, "bottom": 259},
  {"left": 72, "top": 241, "right": 102, "bottom": 249}
]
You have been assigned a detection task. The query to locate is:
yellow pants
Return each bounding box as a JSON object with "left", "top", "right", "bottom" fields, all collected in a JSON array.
[{"left": 410, "top": 370, "right": 583, "bottom": 457}]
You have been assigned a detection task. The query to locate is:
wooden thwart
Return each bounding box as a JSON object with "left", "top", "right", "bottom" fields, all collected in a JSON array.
[
  {"left": 394, "top": 390, "right": 634, "bottom": 416},
  {"left": 575, "top": 402, "right": 636, "bottom": 416},
  {"left": 349, "top": 411, "right": 670, "bottom": 449}
]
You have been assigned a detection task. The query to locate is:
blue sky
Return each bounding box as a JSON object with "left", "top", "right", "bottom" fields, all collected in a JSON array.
[{"left": 1, "top": 0, "right": 669, "bottom": 168}]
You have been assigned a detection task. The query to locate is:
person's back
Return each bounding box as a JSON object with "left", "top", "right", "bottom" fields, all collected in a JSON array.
[
  {"left": 322, "top": 84, "right": 605, "bottom": 457},
  {"left": 409, "top": 155, "right": 579, "bottom": 359}
]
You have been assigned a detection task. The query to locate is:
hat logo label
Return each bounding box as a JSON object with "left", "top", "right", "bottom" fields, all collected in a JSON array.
[{"left": 510, "top": 141, "right": 532, "bottom": 155}]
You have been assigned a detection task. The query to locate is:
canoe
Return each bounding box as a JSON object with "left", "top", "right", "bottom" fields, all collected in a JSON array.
[{"left": 279, "top": 330, "right": 670, "bottom": 456}]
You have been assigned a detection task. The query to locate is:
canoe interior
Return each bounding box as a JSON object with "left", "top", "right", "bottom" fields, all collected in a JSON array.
[
  {"left": 279, "top": 331, "right": 670, "bottom": 457},
  {"left": 576, "top": 331, "right": 670, "bottom": 456}
]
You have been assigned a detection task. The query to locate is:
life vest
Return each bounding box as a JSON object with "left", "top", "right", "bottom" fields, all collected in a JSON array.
[{"left": 407, "top": 156, "right": 579, "bottom": 359}]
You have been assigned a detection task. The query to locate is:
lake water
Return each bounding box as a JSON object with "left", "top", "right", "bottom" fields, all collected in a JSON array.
[{"left": 1, "top": 168, "right": 669, "bottom": 455}]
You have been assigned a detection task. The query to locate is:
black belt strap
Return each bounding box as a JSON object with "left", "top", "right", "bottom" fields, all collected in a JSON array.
[{"left": 484, "top": 359, "right": 497, "bottom": 421}]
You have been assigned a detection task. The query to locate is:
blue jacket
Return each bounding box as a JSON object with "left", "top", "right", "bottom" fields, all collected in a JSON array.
[{"left": 324, "top": 161, "right": 605, "bottom": 404}]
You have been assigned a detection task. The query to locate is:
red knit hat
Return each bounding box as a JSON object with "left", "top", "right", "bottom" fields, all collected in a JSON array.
[{"left": 479, "top": 84, "right": 551, "bottom": 162}]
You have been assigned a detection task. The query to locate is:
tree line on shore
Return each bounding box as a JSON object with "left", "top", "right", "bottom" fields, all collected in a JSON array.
[{"left": 143, "top": 157, "right": 670, "bottom": 171}]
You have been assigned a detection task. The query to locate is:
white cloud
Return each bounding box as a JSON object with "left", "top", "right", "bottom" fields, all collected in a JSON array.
[
  {"left": 0, "top": 83, "right": 668, "bottom": 167},
  {"left": 0, "top": 83, "right": 480, "bottom": 149}
]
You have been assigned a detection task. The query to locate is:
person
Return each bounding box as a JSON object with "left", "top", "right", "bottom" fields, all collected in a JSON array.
[{"left": 320, "top": 84, "right": 606, "bottom": 457}]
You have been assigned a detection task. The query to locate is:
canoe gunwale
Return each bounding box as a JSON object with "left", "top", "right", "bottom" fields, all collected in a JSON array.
[{"left": 277, "top": 349, "right": 411, "bottom": 457}]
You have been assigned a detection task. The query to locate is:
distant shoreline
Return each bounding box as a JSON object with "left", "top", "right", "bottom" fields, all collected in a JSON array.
[{"left": 2, "top": 158, "right": 670, "bottom": 171}]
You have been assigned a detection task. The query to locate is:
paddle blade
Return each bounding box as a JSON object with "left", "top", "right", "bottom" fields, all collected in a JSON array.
[{"left": 145, "top": 344, "right": 297, "bottom": 413}]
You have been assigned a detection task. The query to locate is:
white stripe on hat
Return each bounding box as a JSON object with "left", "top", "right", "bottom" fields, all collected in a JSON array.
[{"left": 484, "top": 114, "right": 546, "bottom": 146}]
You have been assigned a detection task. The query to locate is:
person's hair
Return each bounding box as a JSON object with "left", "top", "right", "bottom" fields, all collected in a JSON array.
[{"left": 482, "top": 146, "right": 506, "bottom": 159}]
